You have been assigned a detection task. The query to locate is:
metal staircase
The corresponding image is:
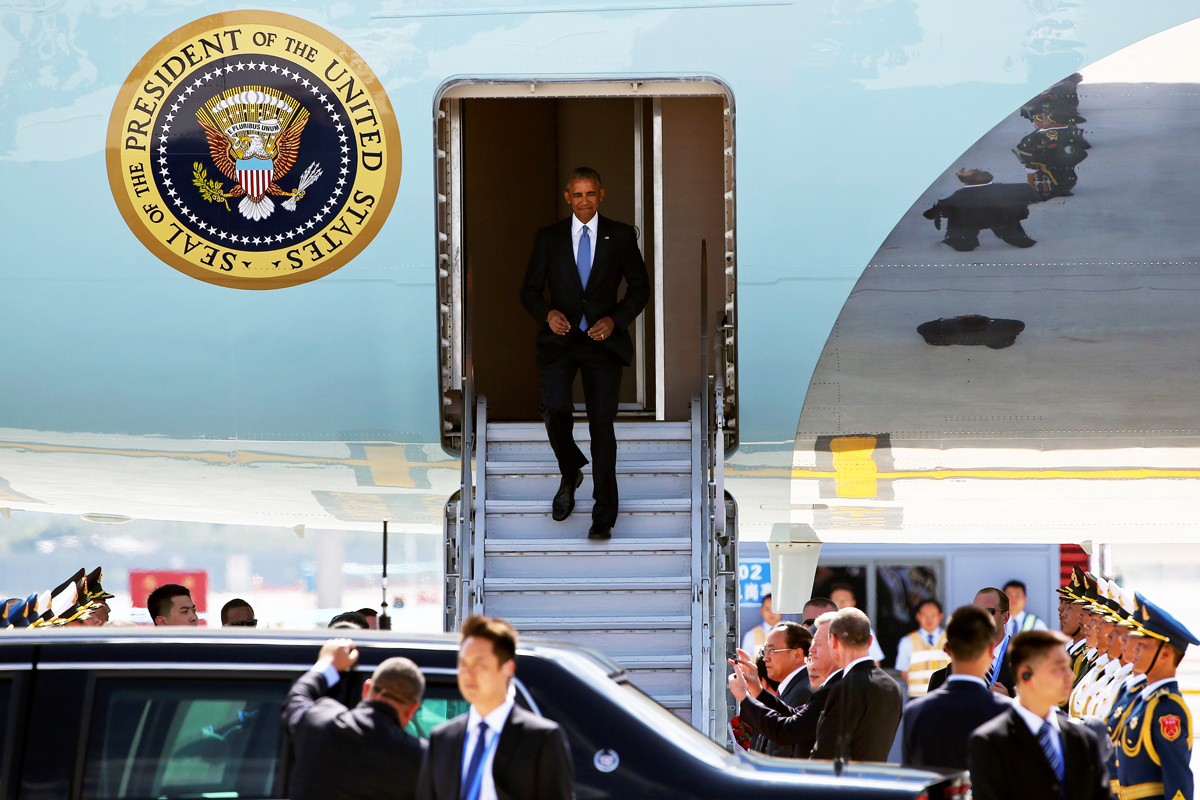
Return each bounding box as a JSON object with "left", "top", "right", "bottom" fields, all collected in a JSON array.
[
  {"left": 442, "top": 242, "right": 738, "bottom": 740},
  {"left": 444, "top": 394, "right": 736, "bottom": 735}
]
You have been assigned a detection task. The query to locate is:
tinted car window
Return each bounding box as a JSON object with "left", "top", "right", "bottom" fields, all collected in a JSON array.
[
  {"left": 0, "top": 677, "right": 11, "bottom": 796},
  {"left": 82, "top": 678, "right": 290, "bottom": 800},
  {"left": 404, "top": 681, "right": 470, "bottom": 739}
]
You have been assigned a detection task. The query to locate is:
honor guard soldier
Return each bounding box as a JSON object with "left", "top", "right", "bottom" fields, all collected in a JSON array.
[
  {"left": 1083, "top": 585, "right": 1137, "bottom": 719},
  {"left": 1115, "top": 593, "right": 1198, "bottom": 800},
  {"left": 1020, "top": 74, "right": 1091, "bottom": 149},
  {"left": 1014, "top": 110, "right": 1089, "bottom": 199},
  {"left": 1077, "top": 580, "right": 1130, "bottom": 718},
  {"left": 1058, "top": 567, "right": 1092, "bottom": 702},
  {"left": 1104, "top": 595, "right": 1152, "bottom": 798},
  {"left": 1070, "top": 576, "right": 1114, "bottom": 716}
]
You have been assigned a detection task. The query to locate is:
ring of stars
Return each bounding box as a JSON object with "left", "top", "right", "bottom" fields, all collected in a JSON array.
[{"left": 155, "top": 58, "right": 354, "bottom": 248}]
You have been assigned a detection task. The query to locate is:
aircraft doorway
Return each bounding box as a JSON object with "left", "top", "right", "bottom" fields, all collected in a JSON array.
[{"left": 434, "top": 80, "right": 739, "bottom": 449}]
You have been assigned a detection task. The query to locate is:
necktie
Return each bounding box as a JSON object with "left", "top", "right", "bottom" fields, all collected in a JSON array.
[
  {"left": 1038, "top": 718, "right": 1065, "bottom": 793},
  {"left": 461, "top": 721, "right": 489, "bottom": 800},
  {"left": 577, "top": 225, "right": 591, "bottom": 329}
]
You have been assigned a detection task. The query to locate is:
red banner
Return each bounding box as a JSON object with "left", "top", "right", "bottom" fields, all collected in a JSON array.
[{"left": 129, "top": 570, "right": 208, "bottom": 612}]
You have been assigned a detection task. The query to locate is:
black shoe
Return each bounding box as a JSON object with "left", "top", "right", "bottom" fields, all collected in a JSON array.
[
  {"left": 552, "top": 471, "right": 584, "bottom": 521},
  {"left": 587, "top": 523, "right": 613, "bottom": 540}
]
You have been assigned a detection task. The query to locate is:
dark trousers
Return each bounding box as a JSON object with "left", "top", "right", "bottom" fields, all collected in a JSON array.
[
  {"left": 943, "top": 222, "right": 1036, "bottom": 251},
  {"left": 539, "top": 330, "right": 623, "bottom": 527}
]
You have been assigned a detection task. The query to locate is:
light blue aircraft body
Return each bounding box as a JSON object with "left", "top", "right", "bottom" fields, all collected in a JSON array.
[{"left": 1, "top": 0, "right": 1198, "bottom": 545}]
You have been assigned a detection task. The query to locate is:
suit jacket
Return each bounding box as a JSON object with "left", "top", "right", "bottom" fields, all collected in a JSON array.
[
  {"left": 923, "top": 183, "right": 1039, "bottom": 231},
  {"left": 928, "top": 652, "right": 1015, "bottom": 696},
  {"left": 519, "top": 215, "right": 650, "bottom": 367},
  {"left": 753, "top": 668, "right": 814, "bottom": 757},
  {"left": 282, "top": 669, "right": 426, "bottom": 800},
  {"left": 812, "top": 660, "right": 904, "bottom": 762},
  {"left": 901, "top": 678, "right": 1012, "bottom": 770},
  {"left": 739, "top": 669, "right": 843, "bottom": 758},
  {"left": 969, "top": 707, "right": 1111, "bottom": 800},
  {"left": 416, "top": 705, "right": 574, "bottom": 800}
]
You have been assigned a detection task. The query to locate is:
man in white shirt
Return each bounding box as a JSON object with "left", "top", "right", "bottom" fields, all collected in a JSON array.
[
  {"left": 417, "top": 616, "right": 574, "bottom": 800},
  {"left": 1004, "top": 580, "right": 1048, "bottom": 637},
  {"left": 829, "top": 585, "right": 886, "bottom": 663},
  {"left": 968, "top": 630, "right": 1110, "bottom": 800},
  {"left": 741, "top": 592, "right": 782, "bottom": 654}
]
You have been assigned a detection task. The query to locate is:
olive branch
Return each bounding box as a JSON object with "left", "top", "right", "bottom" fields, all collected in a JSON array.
[{"left": 193, "top": 162, "right": 230, "bottom": 211}]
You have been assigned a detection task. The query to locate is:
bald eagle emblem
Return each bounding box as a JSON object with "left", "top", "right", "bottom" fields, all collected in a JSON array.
[{"left": 193, "top": 86, "right": 323, "bottom": 221}]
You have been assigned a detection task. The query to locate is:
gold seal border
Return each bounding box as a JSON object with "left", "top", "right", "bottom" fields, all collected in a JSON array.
[{"left": 105, "top": 10, "right": 402, "bottom": 290}]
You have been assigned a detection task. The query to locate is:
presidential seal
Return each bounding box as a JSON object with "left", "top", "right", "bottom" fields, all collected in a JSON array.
[{"left": 107, "top": 12, "right": 401, "bottom": 289}]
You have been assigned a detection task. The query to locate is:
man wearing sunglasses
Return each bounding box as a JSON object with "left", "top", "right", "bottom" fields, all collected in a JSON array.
[
  {"left": 221, "top": 597, "right": 257, "bottom": 628},
  {"left": 928, "top": 588, "right": 1015, "bottom": 697}
]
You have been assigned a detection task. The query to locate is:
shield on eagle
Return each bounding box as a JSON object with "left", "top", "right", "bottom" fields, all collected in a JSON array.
[{"left": 195, "top": 88, "right": 310, "bottom": 221}]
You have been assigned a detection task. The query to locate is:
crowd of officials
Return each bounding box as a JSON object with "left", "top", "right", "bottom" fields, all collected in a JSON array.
[
  {"left": 730, "top": 569, "right": 1196, "bottom": 800},
  {"left": 6, "top": 567, "right": 1196, "bottom": 800}
]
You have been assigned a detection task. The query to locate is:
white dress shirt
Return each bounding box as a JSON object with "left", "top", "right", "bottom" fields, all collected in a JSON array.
[
  {"left": 571, "top": 214, "right": 598, "bottom": 268},
  {"left": 462, "top": 696, "right": 515, "bottom": 800},
  {"left": 946, "top": 674, "right": 992, "bottom": 690},
  {"left": 1013, "top": 699, "right": 1062, "bottom": 764},
  {"left": 844, "top": 655, "right": 875, "bottom": 674},
  {"left": 777, "top": 664, "right": 808, "bottom": 699}
]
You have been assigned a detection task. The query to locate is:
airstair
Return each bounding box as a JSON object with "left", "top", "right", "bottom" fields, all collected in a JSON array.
[{"left": 444, "top": 389, "right": 737, "bottom": 737}]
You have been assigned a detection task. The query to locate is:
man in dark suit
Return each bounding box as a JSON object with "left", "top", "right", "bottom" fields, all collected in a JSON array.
[
  {"left": 969, "top": 630, "right": 1110, "bottom": 800},
  {"left": 736, "top": 622, "right": 812, "bottom": 756},
  {"left": 282, "top": 638, "right": 427, "bottom": 800},
  {"left": 902, "top": 605, "right": 1012, "bottom": 770},
  {"left": 928, "top": 586, "right": 1015, "bottom": 697},
  {"left": 730, "top": 611, "right": 843, "bottom": 758},
  {"left": 812, "top": 608, "right": 904, "bottom": 762},
  {"left": 923, "top": 169, "right": 1040, "bottom": 251},
  {"left": 519, "top": 167, "right": 650, "bottom": 540},
  {"left": 417, "top": 615, "right": 573, "bottom": 800}
]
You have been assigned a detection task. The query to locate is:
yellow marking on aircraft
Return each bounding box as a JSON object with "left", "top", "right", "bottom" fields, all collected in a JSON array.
[
  {"left": 0, "top": 440, "right": 453, "bottom": 488},
  {"left": 829, "top": 435, "right": 879, "bottom": 498}
]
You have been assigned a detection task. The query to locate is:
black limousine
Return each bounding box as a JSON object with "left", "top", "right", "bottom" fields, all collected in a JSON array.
[{"left": 0, "top": 629, "right": 965, "bottom": 800}]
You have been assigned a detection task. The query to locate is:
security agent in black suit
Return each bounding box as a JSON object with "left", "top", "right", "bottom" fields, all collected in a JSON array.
[
  {"left": 902, "top": 605, "right": 1012, "bottom": 770},
  {"left": 282, "top": 638, "right": 427, "bottom": 800},
  {"left": 969, "top": 630, "right": 1111, "bottom": 800},
  {"left": 417, "top": 616, "right": 574, "bottom": 800},
  {"left": 812, "top": 607, "right": 904, "bottom": 762},
  {"left": 730, "top": 613, "right": 843, "bottom": 758},
  {"left": 923, "top": 169, "right": 1039, "bottom": 251},
  {"left": 519, "top": 168, "right": 650, "bottom": 540},
  {"left": 927, "top": 586, "right": 1016, "bottom": 697}
]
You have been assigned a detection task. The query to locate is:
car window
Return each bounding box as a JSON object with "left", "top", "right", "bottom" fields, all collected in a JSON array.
[
  {"left": 404, "top": 681, "right": 469, "bottom": 739},
  {"left": 0, "top": 677, "right": 11, "bottom": 796},
  {"left": 82, "top": 678, "right": 290, "bottom": 800}
]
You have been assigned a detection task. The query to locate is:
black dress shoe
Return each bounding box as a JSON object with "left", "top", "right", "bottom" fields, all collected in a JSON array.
[
  {"left": 587, "top": 523, "right": 612, "bottom": 540},
  {"left": 552, "top": 471, "right": 583, "bottom": 521}
]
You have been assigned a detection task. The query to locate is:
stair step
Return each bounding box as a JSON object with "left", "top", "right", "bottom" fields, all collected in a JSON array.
[
  {"left": 486, "top": 442, "right": 691, "bottom": 461},
  {"left": 486, "top": 576, "right": 690, "bottom": 592},
  {"left": 486, "top": 422, "right": 690, "bottom": 442},
  {"left": 485, "top": 498, "right": 690, "bottom": 514},
  {"left": 615, "top": 654, "right": 693, "bottom": 668},
  {"left": 485, "top": 511, "right": 691, "bottom": 538},
  {"left": 485, "top": 538, "right": 691, "bottom": 553},
  {"left": 486, "top": 460, "right": 690, "bottom": 474},
  {"left": 502, "top": 615, "right": 691, "bottom": 631},
  {"left": 486, "top": 473, "right": 689, "bottom": 502}
]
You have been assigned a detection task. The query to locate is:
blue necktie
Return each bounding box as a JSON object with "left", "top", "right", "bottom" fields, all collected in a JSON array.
[
  {"left": 577, "top": 224, "right": 591, "bottom": 329},
  {"left": 1037, "top": 718, "right": 1064, "bottom": 793},
  {"left": 461, "top": 721, "right": 489, "bottom": 800}
]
